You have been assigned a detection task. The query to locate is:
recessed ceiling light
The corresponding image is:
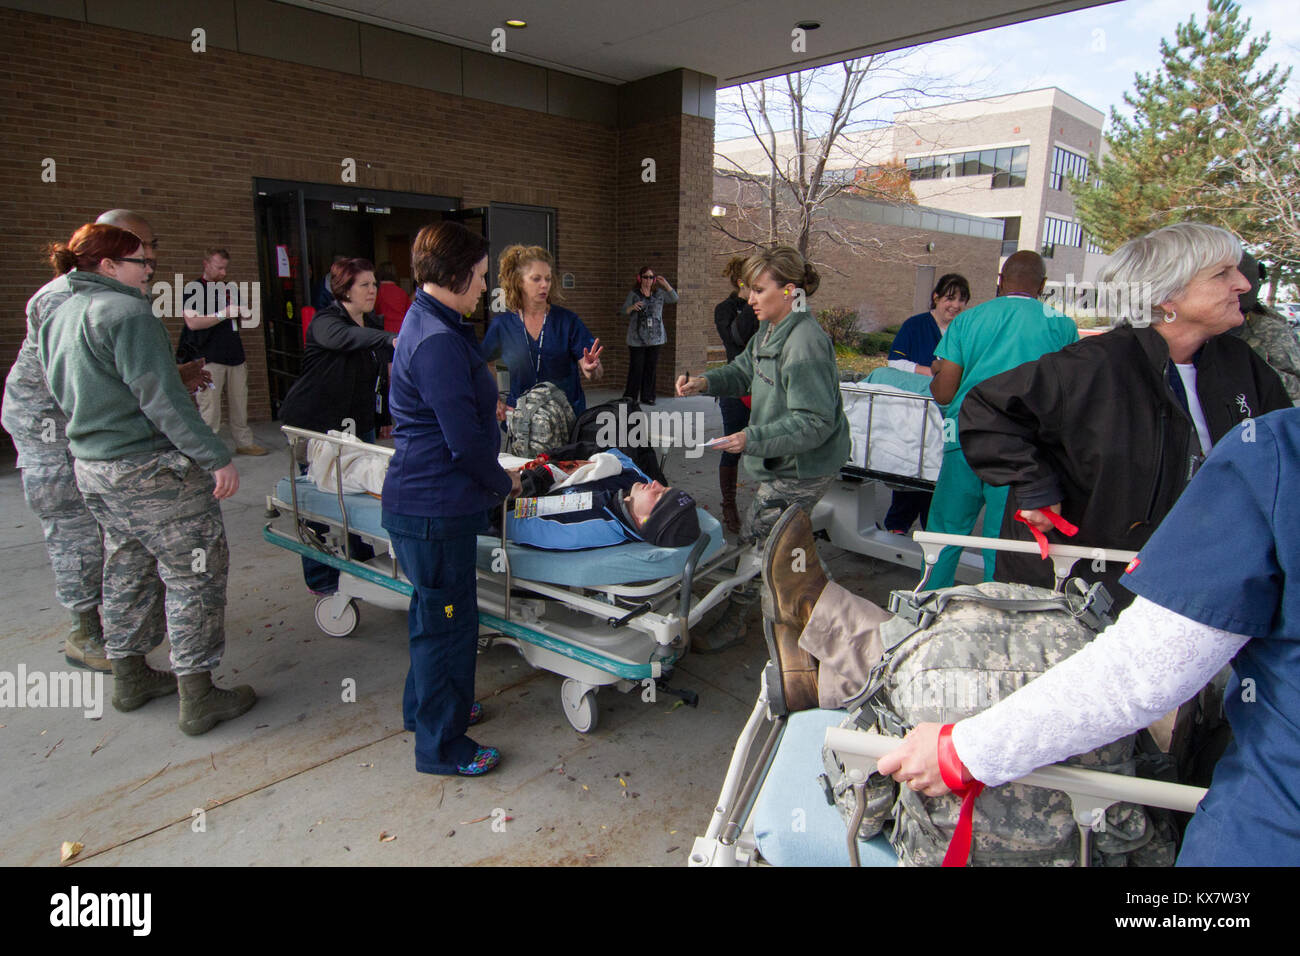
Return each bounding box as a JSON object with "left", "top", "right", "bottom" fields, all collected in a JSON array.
[
  {"left": 796, "top": 20, "right": 821, "bottom": 30},
  {"left": 505, "top": 19, "right": 527, "bottom": 28}
]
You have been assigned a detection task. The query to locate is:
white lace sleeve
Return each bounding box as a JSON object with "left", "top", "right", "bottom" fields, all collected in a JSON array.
[{"left": 951, "top": 595, "right": 1250, "bottom": 786}]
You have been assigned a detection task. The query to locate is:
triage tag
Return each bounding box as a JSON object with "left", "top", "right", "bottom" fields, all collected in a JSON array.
[{"left": 514, "top": 492, "right": 593, "bottom": 519}]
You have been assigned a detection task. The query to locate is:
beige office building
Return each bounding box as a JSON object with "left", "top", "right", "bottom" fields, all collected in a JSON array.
[{"left": 895, "top": 87, "right": 1110, "bottom": 284}]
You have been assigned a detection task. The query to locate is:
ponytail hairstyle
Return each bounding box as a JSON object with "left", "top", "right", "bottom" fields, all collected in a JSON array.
[
  {"left": 740, "top": 245, "right": 820, "bottom": 299},
  {"left": 722, "top": 255, "right": 750, "bottom": 291},
  {"left": 48, "top": 223, "right": 142, "bottom": 276},
  {"left": 498, "top": 244, "right": 561, "bottom": 312}
]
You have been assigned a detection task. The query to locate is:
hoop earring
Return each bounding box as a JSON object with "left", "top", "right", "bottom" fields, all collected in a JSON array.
[{"left": 1162, "top": 310, "right": 1176, "bottom": 324}]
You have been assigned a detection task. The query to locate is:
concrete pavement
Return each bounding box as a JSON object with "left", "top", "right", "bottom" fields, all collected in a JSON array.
[{"left": 0, "top": 390, "right": 916, "bottom": 866}]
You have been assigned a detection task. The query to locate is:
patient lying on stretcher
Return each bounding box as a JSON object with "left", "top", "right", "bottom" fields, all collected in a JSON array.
[{"left": 496, "top": 447, "right": 702, "bottom": 550}]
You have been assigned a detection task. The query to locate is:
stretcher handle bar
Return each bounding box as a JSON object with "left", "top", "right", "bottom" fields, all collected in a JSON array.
[
  {"left": 721, "top": 716, "right": 787, "bottom": 846},
  {"left": 279, "top": 424, "right": 395, "bottom": 457},
  {"left": 824, "top": 728, "right": 1207, "bottom": 815},
  {"left": 912, "top": 531, "right": 1137, "bottom": 565}
]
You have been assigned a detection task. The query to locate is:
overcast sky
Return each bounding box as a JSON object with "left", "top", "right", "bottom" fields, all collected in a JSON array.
[{"left": 716, "top": 0, "right": 1300, "bottom": 141}]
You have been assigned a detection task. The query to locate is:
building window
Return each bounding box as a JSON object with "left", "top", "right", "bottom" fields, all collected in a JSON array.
[
  {"left": 906, "top": 145, "right": 1028, "bottom": 187},
  {"left": 997, "top": 216, "right": 1021, "bottom": 257},
  {"left": 990, "top": 146, "right": 1028, "bottom": 189},
  {"left": 1041, "top": 216, "right": 1083, "bottom": 258},
  {"left": 1049, "top": 146, "right": 1090, "bottom": 190}
]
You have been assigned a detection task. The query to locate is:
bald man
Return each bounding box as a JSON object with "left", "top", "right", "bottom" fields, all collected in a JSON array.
[
  {"left": 1, "top": 209, "right": 208, "bottom": 670},
  {"left": 923, "top": 252, "right": 1079, "bottom": 588}
]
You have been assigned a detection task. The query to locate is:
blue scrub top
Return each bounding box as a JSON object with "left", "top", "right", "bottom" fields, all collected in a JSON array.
[
  {"left": 888, "top": 311, "right": 942, "bottom": 367},
  {"left": 481, "top": 306, "right": 595, "bottom": 415},
  {"left": 1122, "top": 407, "right": 1300, "bottom": 866}
]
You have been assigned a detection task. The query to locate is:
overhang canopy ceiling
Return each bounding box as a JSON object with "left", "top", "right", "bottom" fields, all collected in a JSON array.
[{"left": 279, "top": 0, "right": 1117, "bottom": 86}]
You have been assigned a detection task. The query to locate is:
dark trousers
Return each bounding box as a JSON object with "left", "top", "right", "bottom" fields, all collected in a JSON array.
[
  {"left": 624, "top": 345, "right": 661, "bottom": 404},
  {"left": 718, "top": 396, "right": 751, "bottom": 468},
  {"left": 883, "top": 490, "right": 933, "bottom": 533},
  {"left": 383, "top": 509, "right": 486, "bottom": 774}
]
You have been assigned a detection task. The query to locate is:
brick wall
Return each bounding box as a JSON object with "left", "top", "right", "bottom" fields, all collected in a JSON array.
[
  {"left": 1, "top": 7, "right": 664, "bottom": 455},
  {"left": 705, "top": 208, "right": 1001, "bottom": 352}
]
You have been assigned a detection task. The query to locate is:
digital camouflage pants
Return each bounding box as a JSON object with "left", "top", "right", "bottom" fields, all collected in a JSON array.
[
  {"left": 19, "top": 449, "right": 103, "bottom": 613},
  {"left": 74, "top": 450, "right": 229, "bottom": 674},
  {"left": 733, "top": 473, "right": 836, "bottom": 609}
]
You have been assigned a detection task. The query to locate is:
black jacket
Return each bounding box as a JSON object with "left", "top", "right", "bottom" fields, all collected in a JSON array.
[
  {"left": 278, "top": 304, "right": 396, "bottom": 437},
  {"left": 713, "top": 293, "right": 759, "bottom": 363},
  {"left": 959, "top": 324, "right": 1289, "bottom": 603}
]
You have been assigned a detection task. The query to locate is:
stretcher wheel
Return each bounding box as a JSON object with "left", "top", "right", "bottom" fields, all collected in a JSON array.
[
  {"left": 315, "top": 596, "right": 359, "bottom": 637},
  {"left": 561, "top": 679, "right": 598, "bottom": 733}
]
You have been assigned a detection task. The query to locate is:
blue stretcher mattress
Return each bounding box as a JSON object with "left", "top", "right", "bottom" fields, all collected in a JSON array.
[
  {"left": 752, "top": 708, "right": 898, "bottom": 867},
  {"left": 274, "top": 475, "right": 726, "bottom": 587}
]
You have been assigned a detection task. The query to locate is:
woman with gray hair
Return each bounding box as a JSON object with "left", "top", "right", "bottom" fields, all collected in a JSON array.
[{"left": 957, "top": 222, "right": 1289, "bottom": 603}]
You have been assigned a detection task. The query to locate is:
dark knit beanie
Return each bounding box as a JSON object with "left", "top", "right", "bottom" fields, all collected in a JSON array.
[{"left": 640, "top": 489, "right": 701, "bottom": 547}]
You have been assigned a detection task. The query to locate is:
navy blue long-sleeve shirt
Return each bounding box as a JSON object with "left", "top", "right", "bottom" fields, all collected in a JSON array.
[{"left": 382, "top": 290, "right": 511, "bottom": 517}]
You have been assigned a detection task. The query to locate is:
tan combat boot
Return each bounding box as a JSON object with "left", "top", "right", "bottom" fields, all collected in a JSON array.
[
  {"left": 177, "top": 673, "right": 256, "bottom": 736},
  {"left": 111, "top": 655, "right": 178, "bottom": 711},
  {"left": 65, "top": 609, "right": 111, "bottom": 672}
]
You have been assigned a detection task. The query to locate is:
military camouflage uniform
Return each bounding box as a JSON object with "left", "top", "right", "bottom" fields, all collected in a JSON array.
[
  {"left": 39, "top": 270, "right": 234, "bottom": 675},
  {"left": 0, "top": 275, "right": 104, "bottom": 613},
  {"left": 740, "top": 474, "right": 836, "bottom": 548},
  {"left": 821, "top": 581, "right": 1176, "bottom": 866},
  {"left": 74, "top": 451, "right": 228, "bottom": 673},
  {"left": 1242, "top": 307, "right": 1300, "bottom": 405}
]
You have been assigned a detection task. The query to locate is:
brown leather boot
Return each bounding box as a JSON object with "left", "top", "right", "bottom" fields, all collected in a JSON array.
[
  {"left": 760, "top": 506, "right": 827, "bottom": 713},
  {"left": 719, "top": 464, "right": 741, "bottom": 535}
]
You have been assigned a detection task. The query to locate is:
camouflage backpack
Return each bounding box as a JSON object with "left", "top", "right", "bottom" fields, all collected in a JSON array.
[
  {"left": 820, "top": 580, "right": 1176, "bottom": 867},
  {"left": 506, "top": 382, "right": 576, "bottom": 458}
]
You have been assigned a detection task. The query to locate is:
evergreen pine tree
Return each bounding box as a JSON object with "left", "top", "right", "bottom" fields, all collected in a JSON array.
[{"left": 1072, "top": 0, "right": 1295, "bottom": 262}]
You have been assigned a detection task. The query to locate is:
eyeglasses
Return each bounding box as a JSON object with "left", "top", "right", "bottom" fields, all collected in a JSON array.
[
  {"left": 640, "top": 274, "right": 656, "bottom": 280},
  {"left": 115, "top": 257, "right": 157, "bottom": 270}
]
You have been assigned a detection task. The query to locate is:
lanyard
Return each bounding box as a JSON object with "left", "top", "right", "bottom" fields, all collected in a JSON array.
[{"left": 522, "top": 310, "right": 548, "bottom": 376}]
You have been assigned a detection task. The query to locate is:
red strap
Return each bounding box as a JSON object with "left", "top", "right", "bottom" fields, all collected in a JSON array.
[
  {"left": 937, "top": 724, "right": 985, "bottom": 867},
  {"left": 1014, "top": 509, "right": 1079, "bottom": 559}
]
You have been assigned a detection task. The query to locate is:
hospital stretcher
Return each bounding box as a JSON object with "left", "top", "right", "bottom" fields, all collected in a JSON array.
[
  {"left": 690, "top": 532, "right": 1209, "bottom": 867},
  {"left": 262, "top": 426, "right": 757, "bottom": 733},
  {"left": 813, "top": 375, "right": 987, "bottom": 583}
]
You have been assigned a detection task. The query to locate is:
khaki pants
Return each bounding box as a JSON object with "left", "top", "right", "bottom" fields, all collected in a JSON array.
[
  {"left": 196, "top": 361, "right": 253, "bottom": 448},
  {"left": 798, "top": 581, "right": 891, "bottom": 711}
]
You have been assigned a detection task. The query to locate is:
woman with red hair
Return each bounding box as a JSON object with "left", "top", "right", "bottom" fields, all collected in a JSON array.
[{"left": 37, "top": 223, "right": 255, "bottom": 736}]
